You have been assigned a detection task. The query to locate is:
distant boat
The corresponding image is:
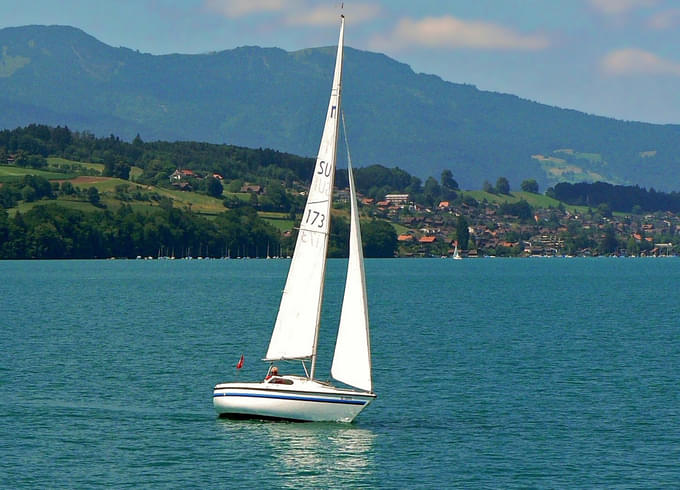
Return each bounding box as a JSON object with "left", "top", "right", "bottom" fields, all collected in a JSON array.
[
  {"left": 453, "top": 241, "right": 462, "bottom": 260},
  {"left": 213, "top": 15, "right": 376, "bottom": 423}
]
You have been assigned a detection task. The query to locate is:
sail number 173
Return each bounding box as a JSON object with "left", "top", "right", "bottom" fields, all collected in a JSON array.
[{"left": 305, "top": 210, "right": 325, "bottom": 228}]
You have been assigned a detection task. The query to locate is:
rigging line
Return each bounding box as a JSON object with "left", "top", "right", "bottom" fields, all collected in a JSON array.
[
  {"left": 295, "top": 227, "right": 330, "bottom": 236},
  {"left": 296, "top": 228, "right": 329, "bottom": 235},
  {"left": 341, "top": 110, "right": 352, "bottom": 169}
]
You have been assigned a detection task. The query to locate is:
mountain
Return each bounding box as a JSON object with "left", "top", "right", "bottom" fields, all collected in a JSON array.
[{"left": 1, "top": 25, "right": 680, "bottom": 191}]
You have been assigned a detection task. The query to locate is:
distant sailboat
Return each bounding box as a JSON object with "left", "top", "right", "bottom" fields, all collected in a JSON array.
[
  {"left": 213, "top": 15, "right": 376, "bottom": 422},
  {"left": 453, "top": 241, "right": 462, "bottom": 260}
]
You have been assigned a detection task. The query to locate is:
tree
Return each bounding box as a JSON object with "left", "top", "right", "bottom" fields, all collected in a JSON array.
[
  {"left": 499, "top": 200, "right": 533, "bottom": 221},
  {"left": 423, "top": 176, "right": 441, "bottom": 206},
  {"left": 0, "top": 208, "right": 9, "bottom": 246},
  {"left": 496, "top": 177, "right": 510, "bottom": 195},
  {"left": 87, "top": 186, "right": 101, "bottom": 206},
  {"left": 598, "top": 225, "right": 618, "bottom": 255},
  {"left": 483, "top": 180, "right": 494, "bottom": 193},
  {"left": 0, "top": 186, "right": 19, "bottom": 208},
  {"left": 362, "top": 220, "right": 397, "bottom": 258},
  {"left": 206, "top": 176, "right": 224, "bottom": 198},
  {"left": 521, "top": 179, "right": 539, "bottom": 193},
  {"left": 222, "top": 195, "right": 241, "bottom": 209},
  {"left": 328, "top": 215, "right": 349, "bottom": 258},
  {"left": 456, "top": 215, "right": 470, "bottom": 250},
  {"left": 27, "top": 154, "right": 47, "bottom": 168},
  {"left": 227, "top": 179, "right": 243, "bottom": 193},
  {"left": 103, "top": 152, "right": 131, "bottom": 180},
  {"left": 596, "top": 202, "right": 612, "bottom": 218},
  {"left": 440, "top": 169, "right": 458, "bottom": 201},
  {"left": 260, "top": 181, "right": 288, "bottom": 211},
  {"left": 441, "top": 169, "right": 459, "bottom": 190}
]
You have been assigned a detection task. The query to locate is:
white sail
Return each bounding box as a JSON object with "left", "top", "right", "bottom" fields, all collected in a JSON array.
[
  {"left": 266, "top": 17, "right": 345, "bottom": 361},
  {"left": 331, "top": 118, "right": 372, "bottom": 393}
]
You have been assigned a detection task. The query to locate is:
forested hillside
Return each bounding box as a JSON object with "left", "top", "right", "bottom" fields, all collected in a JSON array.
[
  {"left": 1, "top": 25, "right": 680, "bottom": 191},
  {"left": 4, "top": 124, "right": 680, "bottom": 259}
]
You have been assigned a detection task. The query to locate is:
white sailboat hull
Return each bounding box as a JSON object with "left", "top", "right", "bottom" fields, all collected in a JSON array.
[{"left": 213, "top": 376, "right": 376, "bottom": 423}]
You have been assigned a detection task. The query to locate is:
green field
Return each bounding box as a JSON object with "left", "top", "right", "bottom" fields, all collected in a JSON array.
[
  {"left": 154, "top": 187, "right": 226, "bottom": 214},
  {"left": 0, "top": 165, "right": 73, "bottom": 182},
  {"left": 256, "top": 212, "right": 292, "bottom": 231},
  {"left": 465, "top": 190, "right": 553, "bottom": 206},
  {"left": 462, "top": 190, "right": 590, "bottom": 214},
  {"left": 9, "top": 198, "right": 101, "bottom": 217},
  {"left": 47, "top": 157, "right": 104, "bottom": 173}
]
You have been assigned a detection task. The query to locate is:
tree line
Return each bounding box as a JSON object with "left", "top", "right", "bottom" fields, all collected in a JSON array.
[
  {"left": 1, "top": 124, "right": 468, "bottom": 207},
  {"left": 0, "top": 203, "right": 281, "bottom": 259},
  {"left": 0, "top": 124, "right": 316, "bottom": 187},
  {"left": 0, "top": 200, "right": 397, "bottom": 259},
  {"left": 547, "top": 181, "right": 680, "bottom": 213}
]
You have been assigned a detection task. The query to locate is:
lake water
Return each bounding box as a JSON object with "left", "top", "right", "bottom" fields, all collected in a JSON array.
[{"left": 2, "top": 258, "right": 679, "bottom": 488}]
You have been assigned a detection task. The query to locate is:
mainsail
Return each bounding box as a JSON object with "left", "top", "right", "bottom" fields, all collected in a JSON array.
[{"left": 265, "top": 17, "right": 345, "bottom": 362}]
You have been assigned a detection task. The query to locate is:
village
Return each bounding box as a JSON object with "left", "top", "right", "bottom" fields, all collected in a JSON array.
[
  {"left": 166, "top": 167, "right": 680, "bottom": 258},
  {"left": 352, "top": 191, "right": 680, "bottom": 258}
]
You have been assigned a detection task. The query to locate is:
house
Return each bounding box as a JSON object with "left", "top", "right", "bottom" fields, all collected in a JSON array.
[
  {"left": 240, "top": 184, "right": 263, "bottom": 194},
  {"left": 385, "top": 193, "right": 409, "bottom": 205},
  {"left": 397, "top": 234, "right": 414, "bottom": 242},
  {"left": 170, "top": 169, "right": 197, "bottom": 182},
  {"left": 418, "top": 236, "right": 436, "bottom": 244},
  {"left": 334, "top": 189, "right": 350, "bottom": 203}
]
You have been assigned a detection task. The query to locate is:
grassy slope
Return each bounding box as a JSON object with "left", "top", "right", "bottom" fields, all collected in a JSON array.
[
  {"left": 4, "top": 162, "right": 594, "bottom": 230},
  {"left": 47, "top": 157, "right": 105, "bottom": 173},
  {"left": 462, "top": 190, "right": 588, "bottom": 213},
  {"left": 0, "top": 165, "right": 73, "bottom": 181},
  {"left": 2, "top": 159, "right": 226, "bottom": 216}
]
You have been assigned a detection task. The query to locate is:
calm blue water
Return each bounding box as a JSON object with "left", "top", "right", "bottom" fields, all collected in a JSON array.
[{"left": 2, "top": 258, "right": 679, "bottom": 488}]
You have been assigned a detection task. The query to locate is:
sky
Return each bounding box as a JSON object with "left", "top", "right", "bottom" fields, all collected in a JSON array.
[{"left": 2, "top": 0, "right": 679, "bottom": 124}]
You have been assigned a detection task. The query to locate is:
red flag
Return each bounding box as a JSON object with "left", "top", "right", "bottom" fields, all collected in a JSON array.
[{"left": 236, "top": 354, "right": 244, "bottom": 369}]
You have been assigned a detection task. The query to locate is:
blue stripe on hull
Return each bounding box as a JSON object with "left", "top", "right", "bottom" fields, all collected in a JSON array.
[{"left": 213, "top": 392, "right": 367, "bottom": 405}]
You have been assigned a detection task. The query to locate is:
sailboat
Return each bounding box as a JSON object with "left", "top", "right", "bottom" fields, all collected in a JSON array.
[
  {"left": 453, "top": 241, "right": 462, "bottom": 260},
  {"left": 213, "top": 15, "right": 376, "bottom": 423}
]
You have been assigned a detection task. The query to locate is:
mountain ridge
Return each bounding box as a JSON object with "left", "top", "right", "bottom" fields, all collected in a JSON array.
[{"left": 1, "top": 24, "right": 679, "bottom": 190}]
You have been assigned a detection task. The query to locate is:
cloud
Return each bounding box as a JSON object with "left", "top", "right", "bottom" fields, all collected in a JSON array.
[
  {"left": 587, "top": 0, "right": 659, "bottom": 15},
  {"left": 601, "top": 48, "right": 680, "bottom": 76},
  {"left": 203, "top": 0, "right": 292, "bottom": 18},
  {"left": 370, "top": 16, "right": 549, "bottom": 52},
  {"left": 646, "top": 8, "right": 680, "bottom": 29},
  {"left": 284, "top": 3, "right": 380, "bottom": 27}
]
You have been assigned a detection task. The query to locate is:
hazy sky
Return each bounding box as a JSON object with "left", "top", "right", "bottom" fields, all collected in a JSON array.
[{"left": 2, "top": 0, "right": 679, "bottom": 124}]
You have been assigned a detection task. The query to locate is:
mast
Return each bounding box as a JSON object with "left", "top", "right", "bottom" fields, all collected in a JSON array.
[{"left": 310, "top": 14, "right": 345, "bottom": 380}]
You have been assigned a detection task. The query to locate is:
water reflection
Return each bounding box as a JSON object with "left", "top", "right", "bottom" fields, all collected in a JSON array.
[{"left": 216, "top": 420, "right": 376, "bottom": 487}]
